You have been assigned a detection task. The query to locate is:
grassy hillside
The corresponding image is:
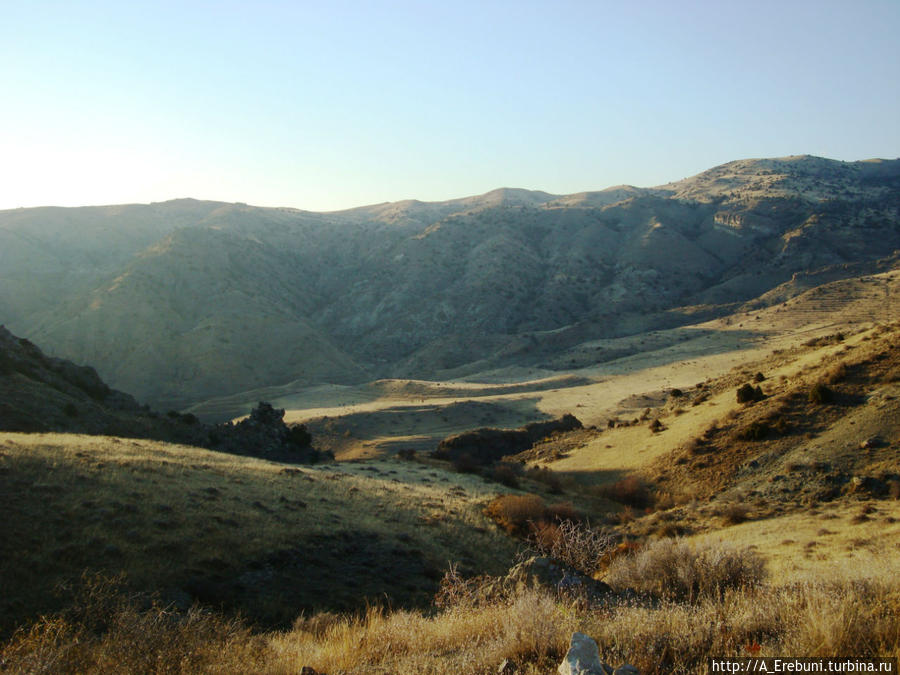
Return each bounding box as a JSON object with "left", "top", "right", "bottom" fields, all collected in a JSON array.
[
  {"left": 0, "top": 433, "right": 520, "bottom": 636},
  {"left": 1, "top": 276, "right": 899, "bottom": 673},
  {"left": 243, "top": 267, "right": 900, "bottom": 461}
]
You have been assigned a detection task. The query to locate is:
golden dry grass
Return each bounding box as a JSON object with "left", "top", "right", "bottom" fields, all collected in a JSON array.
[
  {"left": 3, "top": 284, "right": 899, "bottom": 672},
  {"left": 0, "top": 432, "right": 518, "bottom": 634},
  {"left": 3, "top": 547, "right": 898, "bottom": 674}
]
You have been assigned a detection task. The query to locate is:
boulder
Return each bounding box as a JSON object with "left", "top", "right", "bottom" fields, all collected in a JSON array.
[
  {"left": 558, "top": 632, "right": 609, "bottom": 675},
  {"left": 558, "top": 632, "right": 639, "bottom": 675},
  {"left": 505, "top": 556, "right": 611, "bottom": 602}
]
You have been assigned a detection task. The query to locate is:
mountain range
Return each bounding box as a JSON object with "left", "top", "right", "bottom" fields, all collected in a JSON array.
[{"left": 2, "top": 155, "right": 898, "bottom": 411}]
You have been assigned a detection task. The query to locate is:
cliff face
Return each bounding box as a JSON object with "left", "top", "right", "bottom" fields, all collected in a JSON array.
[{"left": 2, "top": 156, "right": 898, "bottom": 409}]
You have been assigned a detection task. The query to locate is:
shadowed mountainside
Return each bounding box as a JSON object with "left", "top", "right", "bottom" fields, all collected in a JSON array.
[
  {"left": 2, "top": 155, "right": 898, "bottom": 410},
  {"left": 0, "top": 326, "right": 325, "bottom": 462}
]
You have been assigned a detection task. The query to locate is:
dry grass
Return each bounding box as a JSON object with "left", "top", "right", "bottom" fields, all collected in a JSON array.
[
  {"left": 4, "top": 319, "right": 900, "bottom": 671},
  {"left": 605, "top": 538, "right": 767, "bottom": 602},
  {"left": 4, "top": 551, "right": 898, "bottom": 674},
  {"left": 0, "top": 432, "right": 518, "bottom": 634},
  {"left": 0, "top": 575, "right": 264, "bottom": 675}
]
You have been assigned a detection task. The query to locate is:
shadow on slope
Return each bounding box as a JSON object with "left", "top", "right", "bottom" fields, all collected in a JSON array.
[
  {"left": 0, "top": 434, "right": 518, "bottom": 637},
  {"left": 306, "top": 397, "right": 553, "bottom": 459}
]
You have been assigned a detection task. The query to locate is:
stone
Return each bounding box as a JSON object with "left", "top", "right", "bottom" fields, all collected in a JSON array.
[
  {"left": 558, "top": 632, "right": 609, "bottom": 675},
  {"left": 505, "top": 556, "right": 612, "bottom": 602}
]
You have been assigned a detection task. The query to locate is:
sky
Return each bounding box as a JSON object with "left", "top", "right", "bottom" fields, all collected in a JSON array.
[{"left": 1, "top": 0, "right": 899, "bottom": 212}]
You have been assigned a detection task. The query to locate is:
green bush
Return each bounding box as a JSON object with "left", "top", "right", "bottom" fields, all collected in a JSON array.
[{"left": 288, "top": 424, "right": 312, "bottom": 448}]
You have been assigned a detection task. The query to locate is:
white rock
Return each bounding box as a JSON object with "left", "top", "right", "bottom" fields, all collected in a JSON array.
[{"left": 558, "top": 632, "right": 610, "bottom": 675}]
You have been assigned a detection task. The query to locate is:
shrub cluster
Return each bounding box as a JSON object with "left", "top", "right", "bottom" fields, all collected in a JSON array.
[
  {"left": 808, "top": 382, "right": 833, "bottom": 404},
  {"left": 527, "top": 519, "right": 613, "bottom": 576},
  {"left": 595, "top": 476, "right": 653, "bottom": 510},
  {"left": 605, "top": 538, "right": 766, "bottom": 601},
  {"left": 488, "top": 462, "right": 523, "bottom": 488},
  {"left": 736, "top": 383, "right": 765, "bottom": 404},
  {"left": 525, "top": 466, "right": 564, "bottom": 493},
  {"left": 483, "top": 494, "right": 581, "bottom": 537}
]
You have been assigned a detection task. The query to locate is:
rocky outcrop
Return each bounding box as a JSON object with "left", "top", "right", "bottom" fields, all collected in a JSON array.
[
  {"left": 433, "top": 414, "right": 582, "bottom": 465},
  {"left": 501, "top": 556, "right": 611, "bottom": 603},
  {"left": 0, "top": 326, "right": 328, "bottom": 463},
  {"left": 558, "top": 632, "right": 637, "bottom": 675},
  {"left": 210, "top": 402, "right": 327, "bottom": 463}
]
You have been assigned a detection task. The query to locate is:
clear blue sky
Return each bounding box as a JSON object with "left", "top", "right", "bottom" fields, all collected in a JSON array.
[{"left": 2, "top": 0, "right": 898, "bottom": 211}]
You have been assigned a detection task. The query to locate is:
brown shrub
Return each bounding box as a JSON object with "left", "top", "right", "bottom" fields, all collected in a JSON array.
[
  {"left": 804, "top": 333, "right": 844, "bottom": 347},
  {"left": 737, "top": 384, "right": 765, "bottom": 404},
  {"left": 736, "top": 421, "right": 771, "bottom": 441},
  {"left": 433, "top": 563, "right": 498, "bottom": 610},
  {"left": 655, "top": 522, "right": 686, "bottom": 538},
  {"left": 889, "top": 481, "right": 900, "bottom": 500},
  {"left": 596, "top": 476, "right": 653, "bottom": 509},
  {"left": 489, "top": 462, "right": 522, "bottom": 488},
  {"left": 720, "top": 502, "right": 751, "bottom": 525},
  {"left": 611, "top": 507, "right": 633, "bottom": 526},
  {"left": 824, "top": 362, "right": 848, "bottom": 384},
  {"left": 484, "top": 494, "right": 546, "bottom": 535},
  {"left": 526, "top": 466, "right": 563, "bottom": 494},
  {"left": 605, "top": 538, "right": 766, "bottom": 602},
  {"left": 451, "top": 452, "right": 479, "bottom": 473},
  {"left": 654, "top": 491, "right": 676, "bottom": 510},
  {"left": 483, "top": 494, "right": 580, "bottom": 537},
  {"left": 527, "top": 519, "right": 614, "bottom": 576},
  {"left": 545, "top": 500, "right": 581, "bottom": 523},
  {"left": 808, "top": 382, "right": 833, "bottom": 405}
]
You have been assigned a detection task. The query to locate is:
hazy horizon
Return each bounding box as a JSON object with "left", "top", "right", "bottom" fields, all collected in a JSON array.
[{"left": 2, "top": 0, "right": 899, "bottom": 212}]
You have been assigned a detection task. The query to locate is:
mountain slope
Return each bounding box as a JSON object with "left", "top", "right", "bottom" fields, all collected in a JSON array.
[{"left": 2, "top": 156, "right": 898, "bottom": 410}]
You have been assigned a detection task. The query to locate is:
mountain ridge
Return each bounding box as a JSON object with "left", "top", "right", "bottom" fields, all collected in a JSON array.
[{"left": 2, "top": 155, "right": 898, "bottom": 410}]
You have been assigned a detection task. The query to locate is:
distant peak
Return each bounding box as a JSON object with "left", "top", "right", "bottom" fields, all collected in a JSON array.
[{"left": 469, "top": 187, "right": 559, "bottom": 206}]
